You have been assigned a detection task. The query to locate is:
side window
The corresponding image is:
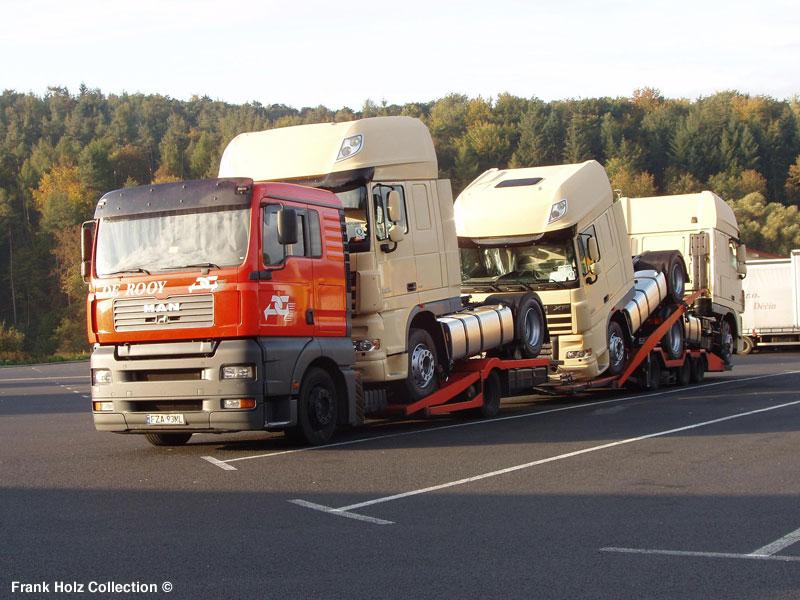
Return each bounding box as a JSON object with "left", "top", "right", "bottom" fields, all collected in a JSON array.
[
  {"left": 373, "top": 184, "right": 408, "bottom": 241},
  {"left": 577, "top": 225, "right": 600, "bottom": 276},
  {"left": 263, "top": 205, "right": 284, "bottom": 266},
  {"left": 309, "top": 210, "right": 322, "bottom": 258}
]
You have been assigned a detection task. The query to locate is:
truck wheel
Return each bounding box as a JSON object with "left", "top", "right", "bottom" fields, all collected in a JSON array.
[
  {"left": 144, "top": 432, "right": 192, "bottom": 447},
  {"left": 663, "top": 319, "right": 685, "bottom": 359},
  {"left": 294, "top": 367, "right": 338, "bottom": 445},
  {"left": 478, "top": 371, "right": 502, "bottom": 418},
  {"left": 716, "top": 319, "right": 734, "bottom": 363},
  {"left": 667, "top": 256, "right": 686, "bottom": 303},
  {"left": 607, "top": 321, "right": 627, "bottom": 376},
  {"left": 690, "top": 355, "right": 706, "bottom": 383},
  {"left": 742, "top": 336, "right": 754, "bottom": 355},
  {"left": 405, "top": 328, "right": 439, "bottom": 401},
  {"left": 676, "top": 359, "right": 691, "bottom": 386},
  {"left": 645, "top": 357, "right": 662, "bottom": 390},
  {"left": 515, "top": 294, "right": 545, "bottom": 358}
]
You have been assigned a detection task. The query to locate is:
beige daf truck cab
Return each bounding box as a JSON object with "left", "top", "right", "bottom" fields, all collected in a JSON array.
[
  {"left": 219, "top": 117, "right": 463, "bottom": 400},
  {"left": 621, "top": 191, "right": 746, "bottom": 360}
]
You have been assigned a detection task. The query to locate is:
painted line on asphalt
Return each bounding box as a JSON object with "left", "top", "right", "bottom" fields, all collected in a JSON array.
[
  {"left": 751, "top": 526, "right": 800, "bottom": 556},
  {"left": 201, "top": 456, "right": 237, "bottom": 471},
  {"left": 0, "top": 376, "right": 90, "bottom": 383},
  {"left": 600, "top": 547, "right": 800, "bottom": 562},
  {"left": 201, "top": 370, "right": 800, "bottom": 471},
  {"left": 291, "top": 396, "right": 800, "bottom": 524},
  {"left": 289, "top": 499, "right": 394, "bottom": 525}
]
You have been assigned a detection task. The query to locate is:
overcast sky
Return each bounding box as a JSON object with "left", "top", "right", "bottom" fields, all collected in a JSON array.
[{"left": 3, "top": 0, "right": 798, "bottom": 109}]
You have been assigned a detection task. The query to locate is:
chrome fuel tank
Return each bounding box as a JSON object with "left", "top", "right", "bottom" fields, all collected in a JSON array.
[
  {"left": 684, "top": 314, "right": 702, "bottom": 345},
  {"left": 623, "top": 269, "right": 668, "bottom": 333},
  {"left": 438, "top": 304, "right": 514, "bottom": 362}
]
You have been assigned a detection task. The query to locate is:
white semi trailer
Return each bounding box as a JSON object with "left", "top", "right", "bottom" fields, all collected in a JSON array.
[{"left": 741, "top": 250, "right": 800, "bottom": 353}]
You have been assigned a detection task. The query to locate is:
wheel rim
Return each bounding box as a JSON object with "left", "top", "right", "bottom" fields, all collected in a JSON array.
[
  {"left": 309, "top": 385, "right": 334, "bottom": 429},
  {"left": 668, "top": 321, "right": 683, "bottom": 355},
  {"left": 721, "top": 321, "right": 733, "bottom": 355},
  {"left": 524, "top": 307, "right": 542, "bottom": 348},
  {"left": 671, "top": 263, "right": 685, "bottom": 298},
  {"left": 410, "top": 343, "right": 435, "bottom": 389},
  {"left": 609, "top": 328, "right": 625, "bottom": 368}
]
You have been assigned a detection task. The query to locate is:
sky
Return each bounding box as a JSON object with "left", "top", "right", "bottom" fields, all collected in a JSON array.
[{"left": 2, "top": 0, "right": 799, "bottom": 109}]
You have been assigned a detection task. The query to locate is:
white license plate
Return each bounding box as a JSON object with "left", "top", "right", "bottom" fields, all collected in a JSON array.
[{"left": 146, "top": 413, "right": 186, "bottom": 425}]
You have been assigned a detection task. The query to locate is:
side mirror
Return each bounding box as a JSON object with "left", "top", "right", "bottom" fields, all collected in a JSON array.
[
  {"left": 736, "top": 243, "right": 747, "bottom": 273},
  {"left": 738, "top": 263, "right": 747, "bottom": 278},
  {"left": 389, "top": 226, "right": 405, "bottom": 243},
  {"left": 277, "top": 207, "right": 298, "bottom": 245},
  {"left": 587, "top": 237, "right": 600, "bottom": 263},
  {"left": 387, "top": 190, "right": 402, "bottom": 223},
  {"left": 80, "top": 220, "right": 96, "bottom": 282}
]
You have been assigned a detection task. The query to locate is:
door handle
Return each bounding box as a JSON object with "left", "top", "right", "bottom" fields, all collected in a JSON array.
[
  {"left": 603, "top": 294, "right": 610, "bottom": 303},
  {"left": 305, "top": 309, "right": 314, "bottom": 325},
  {"left": 407, "top": 282, "right": 417, "bottom": 292}
]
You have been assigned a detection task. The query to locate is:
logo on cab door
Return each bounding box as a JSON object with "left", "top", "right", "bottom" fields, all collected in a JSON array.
[{"left": 264, "top": 295, "right": 295, "bottom": 323}]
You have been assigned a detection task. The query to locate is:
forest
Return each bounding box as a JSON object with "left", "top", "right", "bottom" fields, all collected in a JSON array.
[{"left": 1, "top": 86, "right": 799, "bottom": 359}]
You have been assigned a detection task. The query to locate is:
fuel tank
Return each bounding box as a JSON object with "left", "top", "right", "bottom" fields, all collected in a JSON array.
[
  {"left": 438, "top": 304, "right": 514, "bottom": 362},
  {"left": 624, "top": 269, "right": 668, "bottom": 333}
]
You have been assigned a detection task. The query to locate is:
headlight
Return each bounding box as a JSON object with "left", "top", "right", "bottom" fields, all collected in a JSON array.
[
  {"left": 92, "top": 369, "right": 112, "bottom": 385},
  {"left": 336, "top": 134, "right": 363, "bottom": 161},
  {"left": 548, "top": 198, "right": 568, "bottom": 223},
  {"left": 566, "top": 349, "right": 592, "bottom": 359},
  {"left": 93, "top": 401, "right": 114, "bottom": 411},
  {"left": 221, "top": 365, "right": 255, "bottom": 380},
  {"left": 353, "top": 339, "right": 381, "bottom": 353}
]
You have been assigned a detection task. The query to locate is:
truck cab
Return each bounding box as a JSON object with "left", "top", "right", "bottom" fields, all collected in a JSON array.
[
  {"left": 621, "top": 191, "right": 746, "bottom": 357},
  {"left": 455, "top": 161, "right": 635, "bottom": 380},
  {"left": 85, "top": 178, "right": 360, "bottom": 445},
  {"left": 218, "top": 117, "right": 462, "bottom": 399}
]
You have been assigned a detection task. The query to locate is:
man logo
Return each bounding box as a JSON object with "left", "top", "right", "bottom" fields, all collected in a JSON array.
[
  {"left": 143, "top": 302, "right": 180, "bottom": 313},
  {"left": 264, "top": 295, "right": 295, "bottom": 323}
]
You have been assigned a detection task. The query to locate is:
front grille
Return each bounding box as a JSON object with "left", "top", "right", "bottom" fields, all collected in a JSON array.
[
  {"left": 113, "top": 294, "right": 214, "bottom": 331},
  {"left": 544, "top": 304, "right": 573, "bottom": 335},
  {"left": 129, "top": 399, "right": 203, "bottom": 412},
  {"left": 128, "top": 369, "right": 203, "bottom": 382}
]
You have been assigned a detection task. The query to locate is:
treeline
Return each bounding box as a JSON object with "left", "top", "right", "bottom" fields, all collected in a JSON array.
[{"left": 1, "top": 86, "right": 800, "bottom": 357}]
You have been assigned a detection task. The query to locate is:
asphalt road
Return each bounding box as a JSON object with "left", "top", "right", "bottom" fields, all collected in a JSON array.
[{"left": 2, "top": 352, "right": 800, "bottom": 599}]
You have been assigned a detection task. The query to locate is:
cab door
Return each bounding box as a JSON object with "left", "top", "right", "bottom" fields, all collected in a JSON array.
[
  {"left": 258, "top": 202, "right": 314, "bottom": 336},
  {"left": 577, "top": 223, "right": 610, "bottom": 321},
  {"left": 372, "top": 183, "right": 419, "bottom": 304}
]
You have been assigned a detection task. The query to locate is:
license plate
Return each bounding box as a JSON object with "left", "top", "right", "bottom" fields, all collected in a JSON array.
[{"left": 146, "top": 413, "right": 186, "bottom": 425}]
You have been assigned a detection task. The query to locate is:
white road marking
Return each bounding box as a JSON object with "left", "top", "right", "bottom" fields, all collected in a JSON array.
[
  {"left": 600, "top": 547, "right": 800, "bottom": 562},
  {"left": 207, "top": 370, "right": 800, "bottom": 468},
  {"left": 750, "top": 526, "right": 800, "bottom": 556},
  {"left": 289, "top": 499, "right": 394, "bottom": 525},
  {"left": 201, "top": 456, "right": 238, "bottom": 471},
  {"left": 293, "top": 397, "right": 800, "bottom": 523},
  {"left": 0, "top": 376, "right": 89, "bottom": 383}
]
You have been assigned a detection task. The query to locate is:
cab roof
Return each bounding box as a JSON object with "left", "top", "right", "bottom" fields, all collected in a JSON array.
[
  {"left": 455, "top": 161, "right": 612, "bottom": 238},
  {"left": 621, "top": 191, "right": 739, "bottom": 237},
  {"left": 218, "top": 116, "right": 438, "bottom": 182}
]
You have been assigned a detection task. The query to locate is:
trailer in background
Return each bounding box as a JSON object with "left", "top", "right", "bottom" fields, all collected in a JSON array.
[{"left": 741, "top": 250, "right": 800, "bottom": 353}]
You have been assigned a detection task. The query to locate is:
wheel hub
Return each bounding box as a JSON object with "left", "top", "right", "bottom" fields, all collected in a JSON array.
[{"left": 410, "top": 343, "right": 435, "bottom": 388}]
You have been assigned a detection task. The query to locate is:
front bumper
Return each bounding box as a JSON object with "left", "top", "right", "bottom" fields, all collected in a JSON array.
[{"left": 91, "top": 339, "right": 266, "bottom": 433}]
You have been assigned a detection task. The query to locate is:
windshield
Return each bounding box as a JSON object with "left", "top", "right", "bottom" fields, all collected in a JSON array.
[
  {"left": 336, "top": 185, "right": 370, "bottom": 253},
  {"left": 460, "top": 236, "right": 579, "bottom": 289},
  {"left": 95, "top": 205, "right": 250, "bottom": 276}
]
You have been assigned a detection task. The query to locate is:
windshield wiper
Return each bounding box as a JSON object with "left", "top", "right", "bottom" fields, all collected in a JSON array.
[
  {"left": 161, "top": 262, "right": 221, "bottom": 271},
  {"left": 105, "top": 268, "right": 151, "bottom": 276}
]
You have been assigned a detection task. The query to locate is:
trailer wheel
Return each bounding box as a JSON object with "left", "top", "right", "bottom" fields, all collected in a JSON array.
[
  {"left": 645, "top": 357, "right": 662, "bottom": 390},
  {"left": 741, "top": 335, "right": 754, "bottom": 355},
  {"left": 663, "top": 319, "right": 685, "bottom": 359},
  {"left": 515, "top": 294, "right": 545, "bottom": 358},
  {"left": 478, "top": 371, "right": 502, "bottom": 418},
  {"left": 144, "top": 432, "right": 192, "bottom": 447},
  {"left": 716, "top": 319, "right": 734, "bottom": 364},
  {"left": 607, "top": 321, "right": 627, "bottom": 376},
  {"left": 676, "top": 359, "right": 691, "bottom": 386},
  {"left": 293, "top": 367, "right": 338, "bottom": 445},
  {"left": 405, "top": 328, "right": 439, "bottom": 401},
  {"left": 690, "top": 355, "right": 706, "bottom": 383}
]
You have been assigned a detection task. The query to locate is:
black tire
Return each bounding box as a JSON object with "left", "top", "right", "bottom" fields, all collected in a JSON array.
[
  {"left": 742, "top": 336, "right": 754, "bottom": 355},
  {"left": 144, "top": 432, "right": 192, "bottom": 447},
  {"left": 607, "top": 320, "right": 627, "bottom": 376},
  {"left": 479, "top": 371, "right": 502, "bottom": 418},
  {"left": 667, "top": 255, "right": 687, "bottom": 303},
  {"left": 405, "top": 328, "right": 439, "bottom": 401},
  {"left": 646, "top": 357, "right": 662, "bottom": 390},
  {"left": 514, "top": 294, "right": 545, "bottom": 358},
  {"left": 690, "top": 355, "right": 706, "bottom": 383},
  {"left": 716, "top": 319, "right": 734, "bottom": 363},
  {"left": 663, "top": 319, "right": 685, "bottom": 360},
  {"left": 293, "top": 367, "right": 338, "bottom": 445},
  {"left": 676, "top": 359, "right": 691, "bottom": 386}
]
